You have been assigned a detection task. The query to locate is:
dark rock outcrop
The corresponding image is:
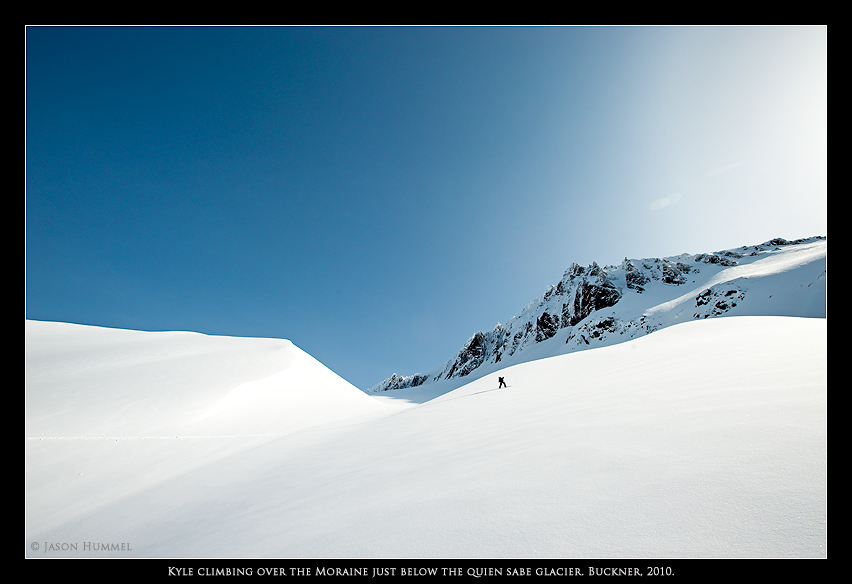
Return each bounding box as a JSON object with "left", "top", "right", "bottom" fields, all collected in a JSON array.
[
  {"left": 443, "top": 331, "right": 487, "bottom": 380},
  {"left": 568, "top": 277, "right": 622, "bottom": 326}
]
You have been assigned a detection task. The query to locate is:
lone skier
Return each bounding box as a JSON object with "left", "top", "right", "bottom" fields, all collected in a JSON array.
[{"left": 498, "top": 376, "right": 507, "bottom": 388}]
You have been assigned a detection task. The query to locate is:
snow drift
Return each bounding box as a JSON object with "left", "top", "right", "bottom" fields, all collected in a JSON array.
[{"left": 25, "top": 321, "right": 394, "bottom": 545}]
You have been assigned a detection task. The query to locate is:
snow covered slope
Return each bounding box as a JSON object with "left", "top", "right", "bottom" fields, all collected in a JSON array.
[
  {"left": 25, "top": 320, "right": 392, "bottom": 438},
  {"left": 370, "top": 237, "right": 826, "bottom": 393},
  {"left": 25, "top": 321, "right": 394, "bottom": 542},
  {"left": 25, "top": 316, "right": 826, "bottom": 558}
]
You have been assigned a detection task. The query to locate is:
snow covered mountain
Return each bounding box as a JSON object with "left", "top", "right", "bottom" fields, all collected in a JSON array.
[
  {"left": 24, "top": 236, "right": 827, "bottom": 559},
  {"left": 370, "top": 236, "right": 827, "bottom": 392}
]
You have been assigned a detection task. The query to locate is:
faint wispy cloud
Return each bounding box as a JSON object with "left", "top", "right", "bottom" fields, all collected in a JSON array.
[{"left": 649, "top": 193, "right": 682, "bottom": 211}]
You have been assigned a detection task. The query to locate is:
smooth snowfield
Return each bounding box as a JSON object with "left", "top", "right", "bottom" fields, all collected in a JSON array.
[{"left": 25, "top": 317, "right": 826, "bottom": 558}]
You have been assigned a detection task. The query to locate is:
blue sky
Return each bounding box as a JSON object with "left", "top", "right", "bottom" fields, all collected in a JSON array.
[{"left": 26, "top": 26, "right": 827, "bottom": 389}]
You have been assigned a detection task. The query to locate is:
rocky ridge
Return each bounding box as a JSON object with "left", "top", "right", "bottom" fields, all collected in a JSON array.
[{"left": 369, "top": 236, "right": 827, "bottom": 392}]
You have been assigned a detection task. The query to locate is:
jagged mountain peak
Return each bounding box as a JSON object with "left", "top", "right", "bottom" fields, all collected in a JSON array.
[{"left": 369, "top": 236, "right": 826, "bottom": 393}]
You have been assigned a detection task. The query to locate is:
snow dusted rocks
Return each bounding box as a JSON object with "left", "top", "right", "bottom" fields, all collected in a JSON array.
[
  {"left": 694, "top": 286, "right": 747, "bottom": 319},
  {"left": 566, "top": 263, "right": 623, "bottom": 326},
  {"left": 370, "top": 236, "right": 827, "bottom": 392}
]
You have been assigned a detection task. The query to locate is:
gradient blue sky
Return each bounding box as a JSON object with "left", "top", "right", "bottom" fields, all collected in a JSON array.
[{"left": 26, "top": 26, "right": 827, "bottom": 389}]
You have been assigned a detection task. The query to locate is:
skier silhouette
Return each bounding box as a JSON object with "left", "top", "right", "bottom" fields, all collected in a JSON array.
[{"left": 498, "top": 376, "right": 507, "bottom": 388}]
